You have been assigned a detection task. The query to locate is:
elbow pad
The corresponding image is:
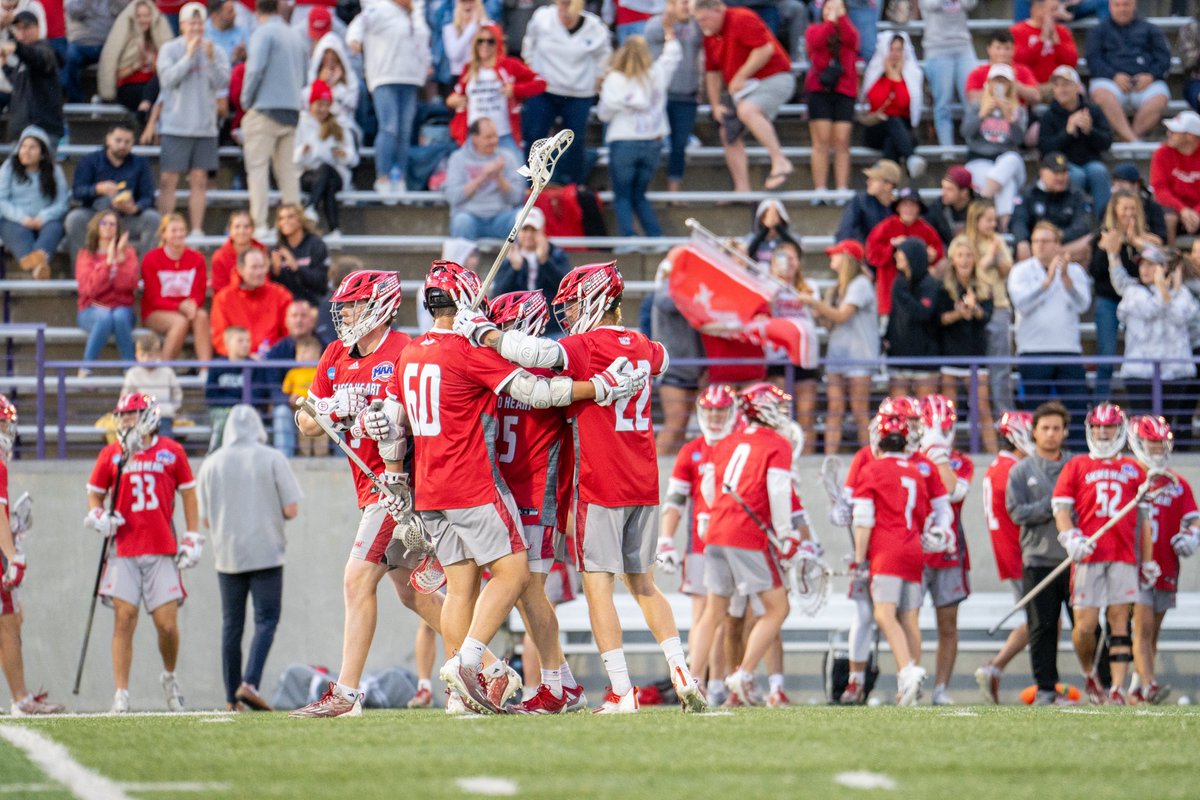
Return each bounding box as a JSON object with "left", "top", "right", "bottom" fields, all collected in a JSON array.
[
  {"left": 949, "top": 478, "right": 970, "bottom": 505},
  {"left": 852, "top": 498, "right": 875, "bottom": 529},
  {"left": 766, "top": 468, "right": 793, "bottom": 536},
  {"left": 1051, "top": 497, "right": 1075, "bottom": 516},
  {"left": 931, "top": 495, "right": 952, "bottom": 530},
  {"left": 498, "top": 330, "right": 565, "bottom": 370},
  {"left": 663, "top": 477, "right": 690, "bottom": 514},
  {"left": 376, "top": 397, "right": 407, "bottom": 463},
  {"left": 507, "top": 371, "right": 574, "bottom": 409}
]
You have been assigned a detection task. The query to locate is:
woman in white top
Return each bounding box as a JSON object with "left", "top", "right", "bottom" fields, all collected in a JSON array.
[
  {"left": 596, "top": 33, "right": 680, "bottom": 237},
  {"left": 294, "top": 80, "right": 359, "bottom": 235}
]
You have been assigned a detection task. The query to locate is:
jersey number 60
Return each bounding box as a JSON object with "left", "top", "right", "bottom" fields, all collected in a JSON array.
[{"left": 403, "top": 363, "right": 442, "bottom": 437}]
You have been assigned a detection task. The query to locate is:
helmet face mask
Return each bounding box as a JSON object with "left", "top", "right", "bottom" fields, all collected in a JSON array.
[
  {"left": 330, "top": 270, "right": 403, "bottom": 348},
  {"left": 424, "top": 260, "right": 484, "bottom": 315},
  {"left": 552, "top": 262, "right": 624, "bottom": 335},
  {"left": 489, "top": 291, "right": 549, "bottom": 337},
  {"left": 0, "top": 395, "right": 17, "bottom": 461},
  {"left": 998, "top": 410, "right": 1034, "bottom": 456},
  {"left": 1128, "top": 415, "right": 1172, "bottom": 470},
  {"left": 114, "top": 393, "right": 161, "bottom": 453},
  {"left": 696, "top": 384, "right": 737, "bottom": 444},
  {"left": 1085, "top": 402, "right": 1127, "bottom": 460}
]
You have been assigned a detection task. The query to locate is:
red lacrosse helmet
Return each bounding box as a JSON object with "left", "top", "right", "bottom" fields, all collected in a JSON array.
[
  {"left": 0, "top": 394, "right": 17, "bottom": 461},
  {"left": 1127, "top": 415, "right": 1173, "bottom": 470},
  {"left": 997, "top": 410, "right": 1034, "bottom": 456},
  {"left": 696, "top": 383, "right": 738, "bottom": 445},
  {"left": 875, "top": 413, "right": 911, "bottom": 451},
  {"left": 552, "top": 262, "right": 624, "bottom": 335},
  {"left": 878, "top": 396, "right": 922, "bottom": 450},
  {"left": 738, "top": 382, "right": 793, "bottom": 430},
  {"left": 1085, "top": 401, "right": 1127, "bottom": 459},
  {"left": 114, "top": 392, "right": 161, "bottom": 451},
  {"left": 489, "top": 291, "right": 550, "bottom": 337},
  {"left": 424, "top": 260, "right": 484, "bottom": 313},
  {"left": 920, "top": 394, "right": 956, "bottom": 434},
  {"left": 330, "top": 270, "right": 402, "bottom": 347}
]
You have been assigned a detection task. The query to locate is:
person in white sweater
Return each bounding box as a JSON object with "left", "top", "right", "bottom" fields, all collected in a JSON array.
[
  {"left": 294, "top": 80, "right": 359, "bottom": 235},
  {"left": 122, "top": 332, "right": 183, "bottom": 439},
  {"left": 520, "top": 0, "right": 611, "bottom": 185},
  {"left": 597, "top": 33, "right": 680, "bottom": 238},
  {"left": 346, "top": 0, "right": 431, "bottom": 195}
]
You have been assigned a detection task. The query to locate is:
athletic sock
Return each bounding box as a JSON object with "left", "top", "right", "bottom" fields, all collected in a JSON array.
[
  {"left": 849, "top": 670, "right": 865, "bottom": 684},
  {"left": 460, "top": 637, "right": 486, "bottom": 670},
  {"left": 601, "top": 649, "right": 632, "bottom": 696},
  {"left": 660, "top": 636, "right": 691, "bottom": 683},
  {"left": 541, "top": 668, "right": 563, "bottom": 698},
  {"left": 482, "top": 660, "right": 507, "bottom": 680},
  {"left": 417, "top": 679, "right": 432, "bottom": 692},
  {"left": 1129, "top": 672, "right": 1142, "bottom": 693},
  {"left": 559, "top": 661, "right": 578, "bottom": 690},
  {"left": 334, "top": 682, "right": 360, "bottom": 702},
  {"left": 707, "top": 678, "right": 724, "bottom": 697},
  {"left": 734, "top": 667, "right": 753, "bottom": 684},
  {"left": 769, "top": 673, "right": 785, "bottom": 693}
]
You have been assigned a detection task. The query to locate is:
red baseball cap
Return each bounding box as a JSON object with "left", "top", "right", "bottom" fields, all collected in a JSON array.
[
  {"left": 309, "top": 80, "right": 333, "bottom": 105},
  {"left": 826, "top": 240, "right": 865, "bottom": 261},
  {"left": 944, "top": 165, "right": 973, "bottom": 190},
  {"left": 308, "top": 7, "right": 332, "bottom": 38}
]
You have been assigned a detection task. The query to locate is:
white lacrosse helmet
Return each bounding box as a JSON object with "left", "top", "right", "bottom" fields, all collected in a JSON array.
[
  {"left": 330, "top": 270, "right": 403, "bottom": 348},
  {"left": 1127, "top": 415, "right": 1172, "bottom": 471},
  {"left": 696, "top": 384, "right": 738, "bottom": 445},
  {"left": 0, "top": 394, "right": 17, "bottom": 462},
  {"left": 1085, "top": 402, "right": 1127, "bottom": 460},
  {"left": 114, "top": 393, "right": 161, "bottom": 452}
]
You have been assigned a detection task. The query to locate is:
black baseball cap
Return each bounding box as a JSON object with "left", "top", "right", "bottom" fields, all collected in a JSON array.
[
  {"left": 1112, "top": 161, "right": 1142, "bottom": 184},
  {"left": 12, "top": 10, "right": 39, "bottom": 26},
  {"left": 1040, "top": 152, "right": 1069, "bottom": 172}
]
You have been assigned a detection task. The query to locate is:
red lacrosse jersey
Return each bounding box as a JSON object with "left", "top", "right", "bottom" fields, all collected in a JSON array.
[
  {"left": 668, "top": 435, "right": 715, "bottom": 554},
  {"left": 1144, "top": 470, "right": 1199, "bottom": 592},
  {"left": 87, "top": 437, "right": 195, "bottom": 557},
  {"left": 310, "top": 330, "right": 412, "bottom": 509},
  {"left": 852, "top": 453, "right": 932, "bottom": 582},
  {"left": 706, "top": 424, "right": 792, "bottom": 552},
  {"left": 494, "top": 369, "right": 575, "bottom": 532},
  {"left": 845, "top": 445, "right": 947, "bottom": 505},
  {"left": 926, "top": 450, "right": 975, "bottom": 570},
  {"left": 983, "top": 451, "right": 1023, "bottom": 582},
  {"left": 392, "top": 330, "right": 522, "bottom": 511},
  {"left": 559, "top": 326, "right": 667, "bottom": 507},
  {"left": 0, "top": 460, "right": 8, "bottom": 518},
  {"left": 1053, "top": 455, "right": 1146, "bottom": 565}
]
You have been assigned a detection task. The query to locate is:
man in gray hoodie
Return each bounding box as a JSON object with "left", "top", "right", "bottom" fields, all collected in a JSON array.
[
  {"left": 444, "top": 118, "right": 525, "bottom": 242},
  {"left": 1005, "top": 400, "right": 1072, "bottom": 704}
]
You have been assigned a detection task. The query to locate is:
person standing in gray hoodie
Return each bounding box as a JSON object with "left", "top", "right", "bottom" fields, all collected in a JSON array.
[
  {"left": 1005, "top": 400, "right": 1072, "bottom": 704},
  {"left": 197, "top": 404, "right": 303, "bottom": 711},
  {"left": 920, "top": 0, "right": 978, "bottom": 147}
]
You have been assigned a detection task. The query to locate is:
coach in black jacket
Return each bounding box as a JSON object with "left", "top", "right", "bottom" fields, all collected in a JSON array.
[
  {"left": 0, "top": 12, "right": 64, "bottom": 142},
  {"left": 1010, "top": 152, "right": 1093, "bottom": 264},
  {"left": 884, "top": 238, "right": 940, "bottom": 392},
  {"left": 1037, "top": 66, "right": 1114, "bottom": 216}
]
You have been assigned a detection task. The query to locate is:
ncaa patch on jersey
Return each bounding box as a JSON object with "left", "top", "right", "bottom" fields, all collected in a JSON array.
[
  {"left": 371, "top": 363, "right": 395, "bottom": 382},
  {"left": 156, "top": 450, "right": 176, "bottom": 464},
  {"left": 1121, "top": 464, "right": 1139, "bottom": 479},
  {"left": 918, "top": 463, "right": 931, "bottom": 476},
  {"left": 327, "top": 367, "right": 336, "bottom": 379}
]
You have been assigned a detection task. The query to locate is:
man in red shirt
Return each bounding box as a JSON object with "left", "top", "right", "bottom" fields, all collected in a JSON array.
[
  {"left": 965, "top": 30, "right": 1042, "bottom": 107},
  {"left": 86, "top": 393, "right": 200, "bottom": 713},
  {"left": 692, "top": 0, "right": 796, "bottom": 192},
  {"left": 1010, "top": 0, "right": 1077, "bottom": 97},
  {"left": 1149, "top": 111, "right": 1200, "bottom": 241},
  {"left": 210, "top": 247, "right": 293, "bottom": 356}
]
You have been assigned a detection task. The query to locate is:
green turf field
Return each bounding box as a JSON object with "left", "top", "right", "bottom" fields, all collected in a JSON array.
[{"left": 1, "top": 706, "right": 1198, "bottom": 800}]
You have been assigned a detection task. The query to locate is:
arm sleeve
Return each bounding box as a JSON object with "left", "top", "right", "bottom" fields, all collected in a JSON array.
[
  {"left": 930, "top": 495, "right": 952, "bottom": 529},
  {"left": 1065, "top": 263, "right": 1091, "bottom": 312},
  {"left": 1061, "top": 199, "right": 1093, "bottom": 244},
  {"left": 72, "top": 154, "right": 97, "bottom": 204},
  {"left": 1007, "top": 263, "right": 1049, "bottom": 315},
  {"left": 1085, "top": 25, "right": 1114, "bottom": 80},
  {"left": 39, "top": 168, "right": 70, "bottom": 223},
  {"left": 1055, "top": 26, "right": 1078, "bottom": 70},
  {"left": 767, "top": 466, "right": 794, "bottom": 537},
  {"left": 442, "top": 153, "right": 468, "bottom": 206},
  {"left": 1009, "top": 196, "right": 1032, "bottom": 245},
  {"left": 115, "top": 247, "right": 140, "bottom": 294},
  {"left": 240, "top": 31, "right": 267, "bottom": 107},
  {"left": 74, "top": 252, "right": 101, "bottom": 302},
  {"left": 1086, "top": 102, "right": 1114, "bottom": 152},
  {"left": 156, "top": 43, "right": 194, "bottom": 91},
  {"left": 210, "top": 43, "right": 231, "bottom": 92},
  {"left": 1006, "top": 464, "right": 1053, "bottom": 525},
  {"left": 134, "top": 159, "right": 155, "bottom": 211},
  {"left": 1150, "top": 150, "right": 1186, "bottom": 212},
  {"left": 1146, "top": 26, "right": 1171, "bottom": 79}
]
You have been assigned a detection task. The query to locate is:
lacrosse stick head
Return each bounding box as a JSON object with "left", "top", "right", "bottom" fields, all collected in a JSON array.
[
  {"left": 9, "top": 492, "right": 30, "bottom": 543},
  {"left": 410, "top": 555, "right": 447, "bottom": 594},
  {"left": 878, "top": 396, "right": 922, "bottom": 451},
  {"left": 998, "top": 410, "right": 1034, "bottom": 456},
  {"left": 114, "top": 393, "right": 161, "bottom": 453},
  {"left": 1128, "top": 415, "right": 1173, "bottom": 471},
  {"left": 553, "top": 261, "right": 624, "bottom": 335},
  {"left": 787, "top": 558, "right": 831, "bottom": 616},
  {"left": 330, "top": 270, "right": 402, "bottom": 347},
  {"left": 424, "top": 260, "right": 485, "bottom": 313},
  {"left": 490, "top": 291, "right": 549, "bottom": 337},
  {"left": 820, "top": 455, "right": 844, "bottom": 498},
  {"left": 0, "top": 394, "right": 17, "bottom": 462},
  {"left": 518, "top": 130, "right": 574, "bottom": 187},
  {"left": 738, "top": 382, "right": 793, "bottom": 430},
  {"left": 1085, "top": 402, "right": 1127, "bottom": 460},
  {"left": 696, "top": 383, "right": 738, "bottom": 445}
]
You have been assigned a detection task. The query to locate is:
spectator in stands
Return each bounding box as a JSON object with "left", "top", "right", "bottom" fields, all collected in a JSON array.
[
  {"left": 1150, "top": 111, "right": 1200, "bottom": 243},
  {"left": 962, "top": 64, "right": 1027, "bottom": 228},
  {"left": 265, "top": 298, "right": 318, "bottom": 455},
  {"left": 43, "top": 0, "right": 66, "bottom": 59},
  {"left": 645, "top": 0, "right": 701, "bottom": 193},
  {"left": 498, "top": 0, "right": 545, "bottom": 58},
  {"left": 156, "top": 2, "right": 231, "bottom": 236},
  {"left": 1010, "top": 152, "right": 1093, "bottom": 264},
  {"left": 211, "top": 209, "right": 266, "bottom": 292},
  {"left": 197, "top": 403, "right": 302, "bottom": 712},
  {"left": 936, "top": 235, "right": 997, "bottom": 452},
  {"left": 64, "top": 0, "right": 123, "bottom": 101},
  {"left": 1007, "top": 220, "right": 1090, "bottom": 433},
  {"left": 206, "top": 325, "right": 253, "bottom": 450},
  {"left": 801, "top": 0, "right": 856, "bottom": 198},
  {"left": 598, "top": 33, "right": 680, "bottom": 240},
  {"left": 75, "top": 209, "right": 138, "bottom": 370},
  {"left": 65, "top": 120, "right": 161, "bottom": 259},
  {"left": 919, "top": 0, "right": 977, "bottom": 149},
  {"left": 122, "top": 332, "right": 182, "bottom": 436},
  {"left": 965, "top": 30, "right": 1039, "bottom": 107},
  {"left": 294, "top": 80, "right": 358, "bottom": 236},
  {"left": 883, "top": 237, "right": 941, "bottom": 398},
  {"left": 1, "top": 11, "right": 64, "bottom": 142},
  {"left": 1085, "top": 0, "right": 1171, "bottom": 144},
  {"left": 766, "top": 240, "right": 817, "bottom": 453},
  {"left": 307, "top": 26, "right": 359, "bottom": 139},
  {"left": 242, "top": 0, "right": 307, "bottom": 235},
  {"left": 964, "top": 197, "right": 1014, "bottom": 411},
  {"left": 444, "top": 117, "right": 525, "bottom": 241},
  {"left": 141, "top": 212, "right": 212, "bottom": 363},
  {"left": 925, "top": 164, "right": 975, "bottom": 247},
  {"left": 1112, "top": 160, "right": 1168, "bottom": 241},
  {"left": 865, "top": 187, "right": 944, "bottom": 319},
  {"left": 206, "top": 0, "right": 249, "bottom": 63},
  {"left": 1011, "top": 0, "right": 1076, "bottom": 100},
  {"left": 347, "top": 0, "right": 431, "bottom": 196},
  {"left": 491, "top": 207, "right": 570, "bottom": 301},
  {"left": 1090, "top": 189, "right": 1164, "bottom": 399},
  {"left": 211, "top": 247, "right": 293, "bottom": 357},
  {"left": 0, "top": 0, "right": 47, "bottom": 41},
  {"left": 442, "top": 0, "right": 490, "bottom": 84},
  {"left": 282, "top": 336, "right": 322, "bottom": 455},
  {"left": 270, "top": 203, "right": 329, "bottom": 306},
  {"left": 860, "top": 32, "right": 925, "bottom": 180},
  {"left": 1037, "top": 65, "right": 1113, "bottom": 216},
  {"left": 1183, "top": 12, "right": 1200, "bottom": 115},
  {"left": 0, "top": 125, "right": 67, "bottom": 280},
  {"left": 651, "top": 250, "right": 702, "bottom": 454},
  {"left": 835, "top": 158, "right": 897, "bottom": 243},
  {"left": 446, "top": 22, "right": 545, "bottom": 156},
  {"left": 97, "top": 0, "right": 170, "bottom": 123},
  {"left": 746, "top": 198, "right": 798, "bottom": 263},
  {"left": 520, "top": 0, "right": 610, "bottom": 186}
]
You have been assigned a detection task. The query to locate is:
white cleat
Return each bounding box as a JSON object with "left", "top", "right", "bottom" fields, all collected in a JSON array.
[
  {"left": 444, "top": 690, "right": 469, "bottom": 716},
  {"left": 896, "top": 664, "right": 926, "bottom": 706},
  {"left": 111, "top": 688, "right": 130, "bottom": 714},
  {"left": 724, "top": 671, "right": 760, "bottom": 707},
  {"left": 592, "top": 687, "right": 639, "bottom": 714},
  {"left": 931, "top": 686, "right": 954, "bottom": 706},
  {"left": 161, "top": 671, "right": 186, "bottom": 712},
  {"left": 563, "top": 684, "right": 589, "bottom": 712},
  {"left": 673, "top": 668, "right": 707, "bottom": 713}
]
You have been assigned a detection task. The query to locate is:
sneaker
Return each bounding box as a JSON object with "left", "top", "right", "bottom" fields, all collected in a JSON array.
[
  {"left": 187, "top": 229, "right": 205, "bottom": 242},
  {"left": 897, "top": 664, "right": 926, "bottom": 706},
  {"left": 725, "top": 671, "right": 760, "bottom": 707},
  {"left": 563, "top": 684, "right": 589, "bottom": 712},
  {"left": 161, "top": 671, "right": 186, "bottom": 712},
  {"left": 975, "top": 664, "right": 1001, "bottom": 705},
  {"left": 287, "top": 682, "right": 363, "bottom": 718},
  {"left": 440, "top": 655, "right": 504, "bottom": 715},
  {"left": 484, "top": 661, "right": 522, "bottom": 710},
  {"left": 407, "top": 686, "right": 433, "bottom": 709},
  {"left": 375, "top": 177, "right": 399, "bottom": 206},
  {"left": 111, "top": 688, "right": 130, "bottom": 714},
  {"left": 592, "top": 687, "right": 639, "bottom": 715},
  {"left": 510, "top": 684, "right": 568, "bottom": 715},
  {"left": 1144, "top": 682, "right": 1171, "bottom": 705},
  {"left": 906, "top": 154, "right": 927, "bottom": 180},
  {"left": 12, "top": 691, "right": 65, "bottom": 716},
  {"left": 324, "top": 229, "right": 343, "bottom": 243},
  {"left": 931, "top": 686, "right": 954, "bottom": 706},
  {"left": 839, "top": 678, "right": 865, "bottom": 705},
  {"left": 444, "top": 690, "right": 468, "bottom": 716},
  {"left": 253, "top": 227, "right": 273, "bottom": 242},
  {"left": 672, "top": 667, "right": 707, "bottom": 713},
  {"left": 766, "top": 689, "right": 790, "bottom": 708},
  {"left": 1107, "top": 687, "right": 1127, "bottom": 706},
  {"left": 1085, "top": 673, "right": 1106, "bottom": 705},
  {"left": 235, "top": 682, "right": 273, "bottom": 711}
]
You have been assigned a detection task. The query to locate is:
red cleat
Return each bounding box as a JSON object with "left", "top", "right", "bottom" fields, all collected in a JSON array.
[
  {"left": 511, "top": 684, "right": 568, "bottom": 715},
  {"left": 1085, "top": 674, "right": 1106, "bottom": 705},
  {"left": 563, "top": 684, "right": 589, "bottom": 712},
  {"left": 1107, "top": 687, "right": 1127, "bottom": 706}
]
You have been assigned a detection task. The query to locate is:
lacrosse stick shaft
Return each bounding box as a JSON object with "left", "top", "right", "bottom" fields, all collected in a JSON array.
[
  {"left": 725, "top": 483, "right": 783, "bottom": 551},
  {"left": 298, "top": 398, "right": 390, "bottom": 495},
  {"left": 74, "top": 454, "right": 126, "bottom": 695},
  {"left": 820, "top": 455, "right": 856, "bottom": 549}
]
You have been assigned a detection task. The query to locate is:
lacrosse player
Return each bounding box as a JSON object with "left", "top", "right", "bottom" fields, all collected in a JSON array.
[
  {"left": 975, "top": 411, "right": 1034, "bottom": 704},
  {"left": 1052, "top": 402, "right": 1151, "bottom": 705},
  {"left": 86, "top": 393, "right": 199, "bottom": 713},
  {"left": 0, "top": 395, "right": 64, "bottom": 716},
  {"left": 1127, "top": 416, "right": 1196, "bottom": 704}
]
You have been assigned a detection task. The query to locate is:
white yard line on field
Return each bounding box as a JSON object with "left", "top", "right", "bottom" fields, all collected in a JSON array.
[
  {"left": 456, "top": 777, "right": 519, "bottom": 796},
  {"left": 0, "top": 783, "right": 229, "bottom": 794},
  {"left": 834, "top": 771, "right": 898, "bottom": 791},
  {"left": 0, "top": 724, "right": 133, "bottom": 800}
]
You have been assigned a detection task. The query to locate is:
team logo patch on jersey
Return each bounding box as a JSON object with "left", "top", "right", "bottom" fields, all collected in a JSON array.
[
  {"left": 691, "top": 450, "right": 701, "bottom": 462},
  {"left": 917, "top": 463, "right": 931, "bottom": 476},
  {"left": 371, "top": 363, "right": 394, "bottom": 382},
  {"left": 1121, "top": 464, "right": 1139, "bottom": 479},
  {"left": 327, "top": 367, "right": 336, "bottom": 379},
  {"left": 156, "top": 450, "right": 176, "bottom": 465},
  {"left": 111, "top": 453, "right": 121, "bottom": 464},
  {"left": 619, "top": 336, "right": 631, "bottom": 345}
]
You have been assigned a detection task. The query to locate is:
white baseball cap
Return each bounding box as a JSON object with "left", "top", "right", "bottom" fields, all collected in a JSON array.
[
  {"left": 1165, "top": 111, "right": 1200, "bottom": 137},
  {"left": 179, "top": 1, "right": 206, "bottom": 21},
  {"left": 1050, "top": 65, "right": 1082, "bottom": 87},
  {"left": 522, "top": 207, "right": 546, "bottom": 231},
  {"left": 987, "top": 63, "right": 1015, "bottom": 83}
]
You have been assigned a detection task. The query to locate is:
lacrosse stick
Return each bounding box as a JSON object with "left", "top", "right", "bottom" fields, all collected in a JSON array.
[
  {"left": 74, "top": 448, "right": 127, "bottom": 694},
  {"left": 987, "top": 469, "right": 1178, "bottom": 636},
  {"left": 820, "top": 455, "right": 855, "bottom": 545},
  {"left": 472, "top": 130, "right": 574, "bottom": 308},
  {"left": 10, "top": 492, "right": 30, "bottom": 552},
  {"left": 410, "top": 554, "right": 446, "bottom": 594},
  {"left": 297, "top": 397, "right": 433, "bottom": 557}
]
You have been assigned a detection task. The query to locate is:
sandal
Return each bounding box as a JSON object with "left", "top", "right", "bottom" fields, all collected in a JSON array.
[{"left": 764, "top": 171, "right": 791, "bottom": 191}]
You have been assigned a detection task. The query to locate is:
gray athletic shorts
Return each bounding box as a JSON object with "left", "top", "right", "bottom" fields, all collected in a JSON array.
[
  {"left": 923, "top": 564, "right": 970, "bottom": 608},
  {"left": 1072, "top": 561, "right": 1138, "bottom": 608},
  {"left": 419, "top": 491, "right": 526, "bottom": 567},
  {"left": 99, "top": 554, "right": 185, "bottom": 612},
  {"left": 728, "top": 591, "right": 766, "bottom": 618},
  {"left": 1135, "top": 586, "right": 1177, "bottom": 613},
  {"left": 525, "top": 524, "right": 555, "bottom": 574},
  {"left": 742, "top": 72, "right": 796, "bottom": 121},
  {"left": 703, "top": 544, "right": 783, "bottom": 599},
  {"left": 355, "top": 502, "right": 422, "bottom": 569},
  {"left": 680, "top": 552, "right": 706, "bottom": 597},
  {"left": 160, "top": 134, "right": 220, "bottom": 173},
  {"left": 870, "top": 574, "right": 922, "bottom": 611},
  {"left": 575, "top": 502, "right": 654, "bottom": 574}
]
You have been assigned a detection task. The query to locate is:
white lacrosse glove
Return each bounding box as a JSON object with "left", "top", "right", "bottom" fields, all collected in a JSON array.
[
  {"left": 176, "top": 531, "right": 205, "bottom": 569},
  {"left": 85, "top": 507, "right": 125, "bottom": 538},
  {"left": 351, "top": 400, "right": 397, "bottom": 442},
  {"left": 2, "top": 552, "right": 25, "bottom": 591},
  {"left": 774, "top": 529, "right": 804, "bottom": 569},
  {"left": 921, "top": 526, "right": 956, "bottom": 555},
  {"left": 313, "top": 386, "right": 370, "bottom": 432},
  {"left": 453, "top": 307, "right": 499, "bottom": 347},
  {"left": 656, "top": 536, "right": 681, "bottom": 574},
  {"left": 1057, "top": 528, "right": 1095, "bottom": 563},
  {"left": 379, "top": 471, "right": 413, "bottom": 523},
  {"left": 1140, "top": 559, "right": 1162, "bottom": 587},
  {"left": 1171, "top": 528, "right": 1199, "bottom": 558},
  {"left": 828, "top": 497, "right": 852, "bottom": 528},
  {"left": 848, "top": 560, "right": 870, "bottom": 596},
  {"left": 591, "top": 357, "right": 647, "bottom": 406}
]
